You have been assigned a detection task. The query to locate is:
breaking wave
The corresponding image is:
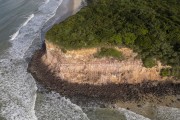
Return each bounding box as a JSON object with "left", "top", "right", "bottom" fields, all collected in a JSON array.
[
  {"left": 10, "top": 14, "right": 34, "bottom": 41},
  {"left": 0, "top": 0, "right": 89, "bottom": 119},
  {"left": 22, "top": 14, "right": 35, "bottom": 27},
  {"left": 10, "top": 30, "right": 19, "bottom": 41},
  {"left": 0, "top": 0, "right": 179, "bottom": 120}
]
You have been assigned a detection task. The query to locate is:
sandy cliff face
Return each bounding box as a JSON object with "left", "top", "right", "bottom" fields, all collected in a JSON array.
[
  {"left": 41, "top": 41, "right": 170, "bottom": 85},
  {"left": 40, "top": 0, "right": 169, "bottom": 85}
]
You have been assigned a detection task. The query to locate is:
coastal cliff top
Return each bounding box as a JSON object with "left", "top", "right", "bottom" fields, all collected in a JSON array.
[
  {"left": 28, "top": 0, "right": 180, "bottom": 107},
  {"left": 43, "top": 41, "right": 173, "bottom": 85},
  {"left": 46, "top": 0, "right": 180, "bottom": 78}
]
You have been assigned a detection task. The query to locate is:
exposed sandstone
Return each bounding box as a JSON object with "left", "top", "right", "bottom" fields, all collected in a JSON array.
[{"left": 42, "top": 41, "right": 171, "bottom": 85}]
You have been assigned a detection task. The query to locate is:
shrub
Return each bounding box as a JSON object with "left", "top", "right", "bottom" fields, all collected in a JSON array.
[
  {"left": 61, "top": 48, "right": 67, "bottom": 53},
  {"left": 160, "top": 67, "right": 180, "bottom": 78},
  {"left": 46, "top": 0, "right": 180, "bottom": 76},
  {"left": 95, "top": 47, "right": 123, "bottom": 60},
  {"left": 160, "top": 68, "right": 171, "bottom": 77},
  {"left": 143, "top": 57, "right": 157, "bottom": 68}
]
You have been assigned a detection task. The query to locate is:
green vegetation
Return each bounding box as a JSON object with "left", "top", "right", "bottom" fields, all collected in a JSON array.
[
  {"left": 143, "top": 57, "right": 157, "bottom": 68},
  {"left": 160, "top": 67, "right": 180, "bottom": 78},
  {"left": 46, "top": 0, "right": 180, "bottom": 76},
  {"left": 160, "top": 68, "right": 171, "bottom": 77},
  {"left": 95, "top": 47, "right": 123, "bottom": 60},
  {"left": 61, "top": 48, "right": 67, "bottom": 53}
]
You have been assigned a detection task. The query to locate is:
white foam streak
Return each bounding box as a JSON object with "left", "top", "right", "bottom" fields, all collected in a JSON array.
[
  {"left": 0, "top": 0, "right": 90, "bottom": 119},
  {"left": 0, "top": 0, "right": 64, "bottom": 119},
  {"left": 44, "top": 0, "right": 50, "bottom": 4},
  {"left": 10, "top": 30, "right": 19, "bottom": 41},
  {"left": 9, "top": 0, "right": 63, "bottom": 59},
  {"left": 10, "top": 14, "right": 34, "bottom": 41},
  {"left": 23, "top": 14, "right": 34, "bottom": 27}
]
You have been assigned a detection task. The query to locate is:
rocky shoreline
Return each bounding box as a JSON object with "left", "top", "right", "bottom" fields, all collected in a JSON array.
[{"left": 28, "top": 48, "right": 180, "bottom": 104}]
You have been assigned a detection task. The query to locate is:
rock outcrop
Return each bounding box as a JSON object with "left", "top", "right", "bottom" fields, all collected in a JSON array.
[{"left": 41, "top": 41, "right": 170, "bottom": 85}]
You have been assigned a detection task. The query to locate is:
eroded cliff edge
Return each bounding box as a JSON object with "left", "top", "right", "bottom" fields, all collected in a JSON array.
[
  {"left": 28, "top": 41, "right": 180, "bottom": 102},
  {"left": 42, "top": 41, "right": 171, "bottom": 85},
  {"left": 28, "top": 0, "right": 180, "bottom": 103}
]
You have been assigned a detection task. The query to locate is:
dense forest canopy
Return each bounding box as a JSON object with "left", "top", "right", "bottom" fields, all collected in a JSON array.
[{"left": 46, "top": 0, "right": 180, "bottom": 77}]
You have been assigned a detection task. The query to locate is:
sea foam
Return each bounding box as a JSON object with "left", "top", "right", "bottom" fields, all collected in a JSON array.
[
  {"left": 10, "top": 14, "right": 34, "bottom": 41},
  {"left": 1, "top": 0, "right": 63, "bottom": 119},
  {"left": 10, "top": 30, "right": 19, "bottom": 41},
  {"left": 23, "top": 14, "right": 35, "bottom": 27},
  {"left": 0, "top": 0, "right": 90, "bottom": 120}
]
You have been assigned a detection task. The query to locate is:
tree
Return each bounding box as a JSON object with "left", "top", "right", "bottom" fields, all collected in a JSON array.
[
  {"left": 143, "top": 57, "right": 157, "bottom": 68},
  {"left": 110, "top": 34, "right": 123, "bottom": 45},
  {"left": 123, "top": 33, "right": 137, "bottom": 46}
]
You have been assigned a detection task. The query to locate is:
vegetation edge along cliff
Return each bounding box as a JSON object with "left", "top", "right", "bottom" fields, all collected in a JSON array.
[{"left": 46, "top": 0, "right": 180, "bottom": 78}]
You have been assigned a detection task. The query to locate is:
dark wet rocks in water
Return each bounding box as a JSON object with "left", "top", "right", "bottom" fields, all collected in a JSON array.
[{"left": 28, "top": 49, "right": 180, "bottom": 103}]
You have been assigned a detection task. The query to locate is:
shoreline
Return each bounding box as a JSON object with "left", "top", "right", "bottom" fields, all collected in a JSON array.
[
  {"left": 28, "top": 49, "right": 180, "bottom": 105},
  {"left": 26, "top": 0, "right": 180, "bottom": 119},
  {"left": 0, "top": 0, "right": 70, "bottom": 119}
]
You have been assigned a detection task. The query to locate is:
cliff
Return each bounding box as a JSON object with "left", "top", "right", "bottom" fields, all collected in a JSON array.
[
  {"left": 41, "top": 41, "right": 171, "bottom": 85},
  {"left": 28, "top": 0, "right": 180, "bottom": 105},
  {"left": 45, "top": 0, "right": 180, "bottom": 79},
  {"left": 36, "top": 0, "right": 179, "bottom": 85}
]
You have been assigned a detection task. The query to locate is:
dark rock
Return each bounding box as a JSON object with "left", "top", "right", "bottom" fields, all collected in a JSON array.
[
  {"left": 137, "top": 104, "right": 142, "bottom": 107},
  {"left": 28, "top": 49, "right": 180, "bottom": 104}
]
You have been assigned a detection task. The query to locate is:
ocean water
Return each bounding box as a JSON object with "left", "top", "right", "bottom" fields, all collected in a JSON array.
[
  {"left": 0, "top": 0, "right": 179, "bottom": 120},
  {"left": 0, "top": 0, "right": 43, "bottom": 55},
  {"left": 0, "top": 0, "right": 88, "bottom": 119}
]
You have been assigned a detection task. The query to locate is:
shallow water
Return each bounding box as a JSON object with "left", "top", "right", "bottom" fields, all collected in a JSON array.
[{"left": 85, "top": 108, "right": 126, "bottom": 120}]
